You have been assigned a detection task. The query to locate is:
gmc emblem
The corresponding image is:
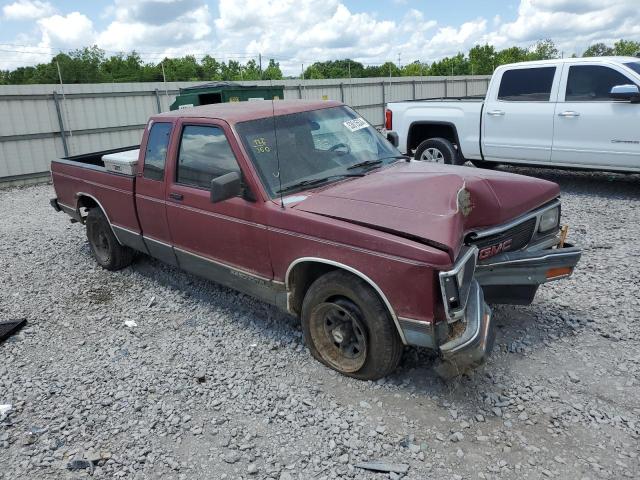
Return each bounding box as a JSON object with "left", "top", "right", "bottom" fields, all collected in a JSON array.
[{"left": 479, "top": 239, "right": 512, "bottom": 260}]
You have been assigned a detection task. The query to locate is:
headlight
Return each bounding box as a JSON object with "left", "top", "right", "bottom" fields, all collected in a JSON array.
[{"left": 538, "top": 207, "right": 560, "bottom": 233}]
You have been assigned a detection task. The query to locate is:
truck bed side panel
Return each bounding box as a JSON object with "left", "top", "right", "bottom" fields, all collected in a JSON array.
[
  {"left": 388, "top": 101, "right": 484, "bottom": 159},
  {"left": 51, "top": 160, "right": 140, "bottom": 234}
]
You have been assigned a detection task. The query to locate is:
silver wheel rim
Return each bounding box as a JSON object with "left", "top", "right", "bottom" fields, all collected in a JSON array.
[{"left": 420, "top": 147, "right": 445, "bottom": 163}]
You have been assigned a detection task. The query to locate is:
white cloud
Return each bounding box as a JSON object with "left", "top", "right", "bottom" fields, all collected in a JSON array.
[
  {"left": 96, "top": 0, "right": 212, "bottom": 55},
  {"left": 2, "top": 0, "right": 640, "bottom": 73},
  {"left": 38, "top": 12, "right": 96, "bottom": 49},
  {"left": 2, "top": 0, "right": 55, "bottom": 20}
]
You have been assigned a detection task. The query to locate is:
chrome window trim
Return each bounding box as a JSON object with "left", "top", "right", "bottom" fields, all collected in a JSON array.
[{"left": 285, "top": 257, "right": 408, "bottom": 345}]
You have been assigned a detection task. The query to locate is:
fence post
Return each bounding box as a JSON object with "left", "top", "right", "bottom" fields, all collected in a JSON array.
[
  {"left": 339, "top": 83, "right": 344, "bottom": 102},
  {"left": 298, "top": 84, "right": 303, "bottom": 99},
  {"left": 412, "top": 80, "right": 416, "bottom": 100},
  {"left": 154, "top": 89, "right": 162, "bottom": 113},
  {"left": 381, "top": 81, "right": 386, "bottom": 121},
  {"left": 53, "top": 91, "right": 69, "bottom": 157},
  {"left": 444, "top": 78, "right": 448, "bottom": 98},
  {"left": 465, "top": 78, "right": 468, "bottom": 97}
]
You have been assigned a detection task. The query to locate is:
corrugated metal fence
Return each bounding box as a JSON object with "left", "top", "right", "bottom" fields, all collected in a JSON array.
[{"left": 0, "top": 75, "right": 490, "bottom": 186}]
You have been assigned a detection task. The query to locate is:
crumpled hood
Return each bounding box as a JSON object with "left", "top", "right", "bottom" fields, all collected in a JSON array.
[{"left": 292, "top": 161, "right": 560, "bottom": 258}]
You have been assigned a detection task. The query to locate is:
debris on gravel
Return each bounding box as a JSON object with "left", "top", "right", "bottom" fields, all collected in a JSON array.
[{"left": 1, "top": 167, "right": 639, "bottom": 479}]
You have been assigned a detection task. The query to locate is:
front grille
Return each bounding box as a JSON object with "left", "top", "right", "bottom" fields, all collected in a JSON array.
[{"left": 470, "top": 217, "right": 536, "bottom": 260}]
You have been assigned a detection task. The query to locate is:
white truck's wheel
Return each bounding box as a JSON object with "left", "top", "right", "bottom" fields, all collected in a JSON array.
[{"left": 414, "top": 138, "right": 463, "bottom": 165}]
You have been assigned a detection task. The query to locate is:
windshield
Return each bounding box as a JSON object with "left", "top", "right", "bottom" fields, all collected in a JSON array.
[
  {"left": 235, "top": 105, "right": 401, "bottom": 197},
  {"left": 624, "top": 62, "right": 640, "bottom": 75}
]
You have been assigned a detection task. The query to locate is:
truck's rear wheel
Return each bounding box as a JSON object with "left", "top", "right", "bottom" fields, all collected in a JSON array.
[
  {"left": 86, "top": 208, "right": 134, "bottom": 271},
  {"left": 414, "top": 138, "right": 462, "bottom": 165},
  {"left": 301, "top": 270, "right": 403, "bottom": 380}
]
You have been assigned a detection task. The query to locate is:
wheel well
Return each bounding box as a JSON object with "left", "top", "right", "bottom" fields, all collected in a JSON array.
[
  {"left": 76, "top": 195, "right": 99, "bottom": 222},
  {"left": 407, "top": 123, "right": 459, "bottom": 154},
  {"left": 287, "top": 262, "right": 337, "bottom": 316}
]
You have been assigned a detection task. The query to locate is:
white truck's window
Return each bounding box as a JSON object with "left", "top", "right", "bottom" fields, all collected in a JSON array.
[
  {"left": 566, "top": 65, "right": 637, "bottom": 101},
  {"left": 143, "top": 122, "right": 172, "bottom": 181},
  {"left": 177, "top": 125, "right": 240, "bottom": 190},
  {"left": 497, "top": 67, "right": 556, "bottom": 102}
]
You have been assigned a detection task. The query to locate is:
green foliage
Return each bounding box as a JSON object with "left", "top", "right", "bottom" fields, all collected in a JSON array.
[
  {"left": 613, "top": 40, "right": 640, "bottom": 56},
  {"left": 1, "top": 38, "right": 639, "bottom": 85},
  {"left": 583, "top": 43, "right": 614, "bottom": 57}
]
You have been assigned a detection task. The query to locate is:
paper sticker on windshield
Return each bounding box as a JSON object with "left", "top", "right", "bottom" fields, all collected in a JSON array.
[{"left": 343, "top": 117, "right": 368, "bottom": 132}]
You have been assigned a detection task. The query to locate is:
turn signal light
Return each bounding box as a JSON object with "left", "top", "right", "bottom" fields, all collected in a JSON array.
[
  {"left": 546, "top": 267, "right": 573, "bottom": 280},
  {"left": 385, "top": 109, "right": 392, "bottom": 130}
]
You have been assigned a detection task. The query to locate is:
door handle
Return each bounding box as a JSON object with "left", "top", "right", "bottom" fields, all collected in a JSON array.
[
  {"left": 486, "top": 110, "right": 505, "bottom": 116},
  {"left": 168, "top": 192, "right": 184, "bottom": 201},
  {"left": 558, "top": 111, "right": 580, "bottom": 117}
]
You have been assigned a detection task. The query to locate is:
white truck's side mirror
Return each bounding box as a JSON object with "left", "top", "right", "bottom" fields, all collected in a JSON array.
[{"left": 609, "top": 84, "right": 640, "bottom": 102}]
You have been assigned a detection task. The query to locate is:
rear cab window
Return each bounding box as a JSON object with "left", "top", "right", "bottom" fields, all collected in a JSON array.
[
  {"left": 498, "top": 67, "right": 556, "bottom": 102},
  {"left": 176, "top": 125, "right": 240, "bottom": 190},
  {"left": 143, "top": 122, "right": 172, "bottom": 181}
]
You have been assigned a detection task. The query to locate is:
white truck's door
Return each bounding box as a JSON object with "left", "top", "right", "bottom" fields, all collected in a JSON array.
[
  {"left": 552, "top": 62, "right": 640, "bottom": 169},
  {"left": 482, "top": 65, "right": 559, "bottom": 163}
]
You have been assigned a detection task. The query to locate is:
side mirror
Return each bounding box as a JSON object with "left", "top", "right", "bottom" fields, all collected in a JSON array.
[
  {"left": 210, "top": 171, "right": 241, "bottom": 203},
  {"left": 610, "top": 84, "right": 640, "bottom": 102}
]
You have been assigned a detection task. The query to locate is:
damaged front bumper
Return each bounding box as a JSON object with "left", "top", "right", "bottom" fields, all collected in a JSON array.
[
  {"left": 475, "top": 243, "right": 581, "bottom": 304},
  {"left": 435, "top": 240, "right": 581, "bottom": 377}
]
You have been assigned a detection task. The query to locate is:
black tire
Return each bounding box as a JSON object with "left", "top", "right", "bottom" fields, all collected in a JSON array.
[
  {"left": 470, "top": 159, "right": 499, "bottom": 169},
  {"left": 414, "top": 137, "right": 462, "bottom": 165},
  {"left": 86, "top": 208, "right": 134, "bottom": 271},
  {"left": 301, "top": 270, "right": 403, "bottom": 380}
]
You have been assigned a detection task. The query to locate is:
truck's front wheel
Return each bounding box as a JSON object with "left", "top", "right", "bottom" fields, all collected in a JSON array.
[
  {"left": 414, "top": 138, "right": 462, "bottom": 165},
  {"left": 301, "top": 271, "right": 403, "bottom": 380},
  {"left": 86, "top": 208, "right": 134, "bottom": 271}
]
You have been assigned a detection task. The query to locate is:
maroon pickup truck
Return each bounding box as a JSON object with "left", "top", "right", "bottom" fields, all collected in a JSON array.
[{"left": 50, "top": 100, "right": 581, "bottom": 380}]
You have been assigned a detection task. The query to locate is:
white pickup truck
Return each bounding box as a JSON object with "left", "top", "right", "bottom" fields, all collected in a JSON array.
[{"left": 385, "top": 56, "right": 640, "bottom": 172}]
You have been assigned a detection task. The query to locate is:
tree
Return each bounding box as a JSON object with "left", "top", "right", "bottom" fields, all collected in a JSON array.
[
  {"left": 262, "top": 59, "right": 283, "bottom": 80},
  {"left": 429, "top": 53, "right": 469, "bottom": 76},
  {"left": 201, "top": 55, "right": 222, "bottom": 80},
  {"left": 468, "top": 44, "right": 496, "bottom": 75},
  {"left": 529, "top": 39, "right": 559, "bottom": 60},
  {"left": 613, "top": 39, "right": 640, "bottom": 56},
  {"left": 583, "top": 42, "right": 614, "bottom": 57},
  {"left": 401, "top": 61, "right": 428, "bottom": 76},
  {"left": 495, "top": 46, "right": 530, "bottom": 66},
  {"left": 242, "top": 59, "right": 262, "bottom": 80}
]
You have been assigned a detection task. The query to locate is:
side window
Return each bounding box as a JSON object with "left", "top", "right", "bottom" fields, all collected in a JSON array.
[
  {"left": 566, "top": 65, "right": 636, "bottom": 101},
  {"left": 143, "top": 122, "right": 172, "bottom": 181},
  {"left": 177, "top": 125, "right": 240, "bottom": 189},
  {"left": 498, "top": 67, "right": 556, "bottom": 101}
]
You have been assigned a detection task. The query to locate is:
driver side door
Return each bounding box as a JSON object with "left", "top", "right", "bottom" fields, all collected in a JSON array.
[
  {"left": 552, "top": 63, "right": 640, "bottom": 169},
  {"left": 165, "top": 119, "right": 275, "bottom": 298}
]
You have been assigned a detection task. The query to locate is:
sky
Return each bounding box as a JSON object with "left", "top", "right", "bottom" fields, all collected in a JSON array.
[{"left": 0, "top": 0, "right": 639, "bottom": 75}]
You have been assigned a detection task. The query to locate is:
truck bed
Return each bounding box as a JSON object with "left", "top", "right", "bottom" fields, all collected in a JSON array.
[{"left": 50, "top": 145, "right": 141, "bottom": 235}]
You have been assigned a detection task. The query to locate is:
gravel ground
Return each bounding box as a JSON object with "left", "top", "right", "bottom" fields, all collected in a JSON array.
[{"left": 1, "top": 167, "right": 639, "bottom": 480}]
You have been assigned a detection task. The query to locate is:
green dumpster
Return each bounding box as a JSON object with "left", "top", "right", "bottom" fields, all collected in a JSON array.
[{"left": 170, "top": 82, "right": 284, "bottom": 110}]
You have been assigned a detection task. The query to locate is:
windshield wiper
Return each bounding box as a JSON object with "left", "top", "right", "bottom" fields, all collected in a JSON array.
[
  {"left": 276, "top": 174, "right": 364, "bottom": 194},
  {"left": 346, "top": 159, "right": 384, "bottom": 170}
]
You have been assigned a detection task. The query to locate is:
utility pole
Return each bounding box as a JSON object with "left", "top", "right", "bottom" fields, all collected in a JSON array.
[
  {"left": 56, "top": 59, "right": 73, "bottom": 153},
  {"left": 161, "top": 61, "right": 169, "bottom": 106},
  {"left": 259, "top": 53, "right": 262, "bottom": 79}
]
